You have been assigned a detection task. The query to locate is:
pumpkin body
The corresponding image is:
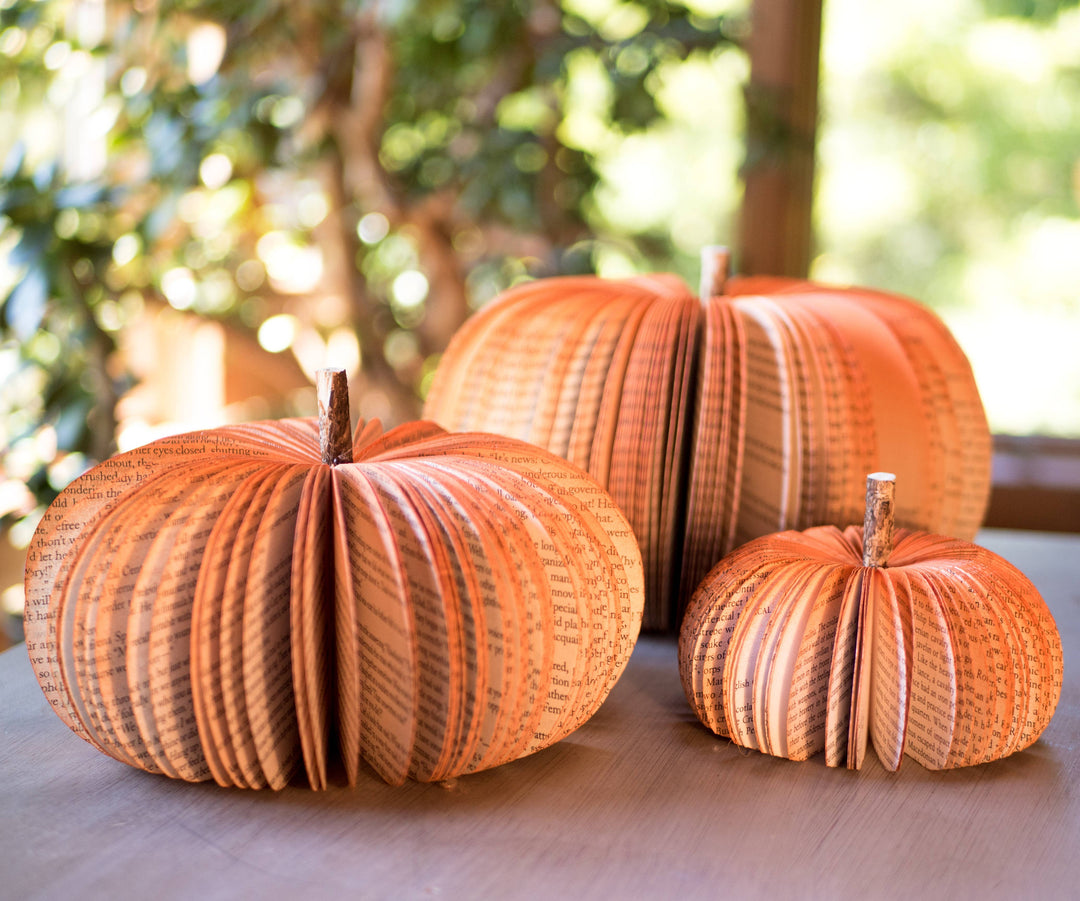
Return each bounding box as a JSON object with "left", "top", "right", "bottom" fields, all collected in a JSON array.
[
  {"left": 425, "top": 272, "right": 991, "bottom": 630},
  {"left": 24, "top": 418, "right": 644, "bottom": 789},
  {"left": 677, "top": 524, "right": 1063, "bottom": 770}
]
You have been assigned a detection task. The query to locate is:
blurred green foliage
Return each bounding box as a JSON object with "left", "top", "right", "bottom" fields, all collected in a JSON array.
[
  {"left": 815, "top": 0, "right": 1080, "bottom": 435},
  {"left": 2, "top": 0, "right": 1080, "bottom": 562},
  {"left": 0, "top": 0, "right": 743, "bottom": 545}
]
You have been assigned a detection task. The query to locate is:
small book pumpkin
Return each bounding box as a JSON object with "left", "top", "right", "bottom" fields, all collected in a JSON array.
[
  {"left": 678, "top": 474, "right": 1063, "bottom": 770},
  {"left": 424, "top": 249, "right": 992, "bottom": 631},
  {"left": 23, "top": 370, "right": 644, "bottom": 789}
]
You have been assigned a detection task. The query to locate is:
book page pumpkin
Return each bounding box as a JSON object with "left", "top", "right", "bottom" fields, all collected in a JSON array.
[
  {"left": 424, "top": 249, "right": 991, "bottom": 630},
  {"left": 677, "top": 474, "right": 1063, "bottom": 770},
  {"left": 23, "top": 370, "right": 644, "bottom": 789}
]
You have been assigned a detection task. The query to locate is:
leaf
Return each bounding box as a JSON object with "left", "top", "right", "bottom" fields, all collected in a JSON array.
[
  {"left": 7, "top": 226, "right": 52, "bottom": 269},
  {"left": 55, "top": 182, "right": 109, "bottom": 210},
  {"left": 143, "top": 113, "right": 188, "bottom": 175},
  {"left": 30, "top": 159, "right": 58, "bottom": 193},
  {"left": 2, "top": 141, "right": 25, "bottom": 182},
  {"left": 3, "top": 265, "right": 49, "bottom": 340},
  {"left": 55, "top": 397, "right": 94, "bottom": 452},
  {"left": 610, "top": 73, "right": 661, "bottom": 131}
]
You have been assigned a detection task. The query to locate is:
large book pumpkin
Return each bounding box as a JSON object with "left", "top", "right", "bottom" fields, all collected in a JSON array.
[
  {"left": 23, "top": 371, "right": 644, "bottom": 789},
  {"left": 425, "top": 250, "right": 991, "bottom": 630}
]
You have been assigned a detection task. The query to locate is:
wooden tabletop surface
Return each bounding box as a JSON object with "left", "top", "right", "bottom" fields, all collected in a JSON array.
[{"left": 2, "top": 529, "right": 1077, "bottom": 900}]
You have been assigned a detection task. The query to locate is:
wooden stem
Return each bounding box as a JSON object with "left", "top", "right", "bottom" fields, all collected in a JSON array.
[
  {"left": 862, "top": 472, "right": 896, "bottom": 567},
  {"left": 317, "top": 368, "right": 353, "bottom": 465},
  {"left": 699, "top": 245, "right": 732, "bottom": 302}
]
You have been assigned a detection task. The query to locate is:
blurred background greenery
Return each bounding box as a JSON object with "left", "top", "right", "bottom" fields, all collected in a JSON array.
[{"left": 1, "top": 0, "right": 1079, "bottom": 644}]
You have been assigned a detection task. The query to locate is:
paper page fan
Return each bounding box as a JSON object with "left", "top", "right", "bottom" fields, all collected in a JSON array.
[
  {"left": 424, "top": 248, "right": 991, "bottom": 631},
  {"left": 24, "top": 370, "right": 644, "bottom": 789},
  {"left": 677, "top": 473, "right": 1063, "bottom": 770}
]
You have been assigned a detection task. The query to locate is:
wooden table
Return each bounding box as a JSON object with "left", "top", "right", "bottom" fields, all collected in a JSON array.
[{"left": 2, "top": 529, "right": 1077, "bottom": 900}]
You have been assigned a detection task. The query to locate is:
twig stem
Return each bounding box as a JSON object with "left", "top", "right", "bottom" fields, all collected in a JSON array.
[
  {"left": 317, "top": 368, "right": 353, "bottom": 465},
  {"left": 862, "top": 472, "right": 895, "bottom": 567},
  {"left": 699, "top": 245, "right": 732, "bottom": 302}
]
